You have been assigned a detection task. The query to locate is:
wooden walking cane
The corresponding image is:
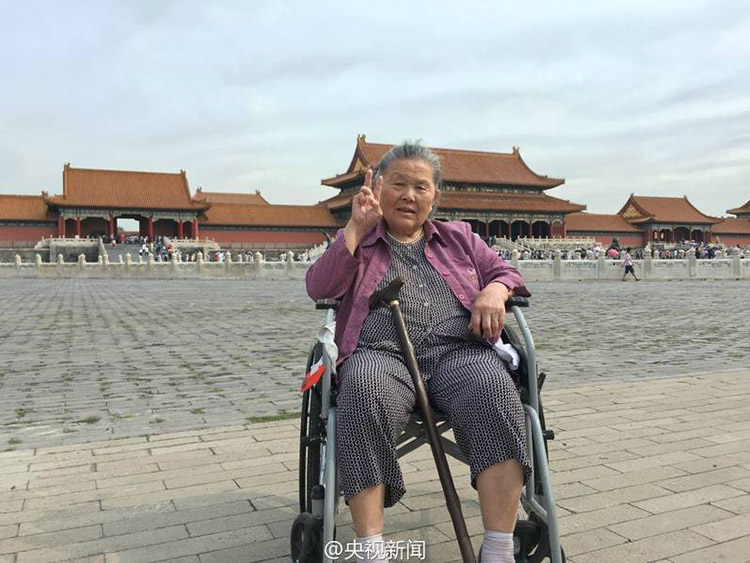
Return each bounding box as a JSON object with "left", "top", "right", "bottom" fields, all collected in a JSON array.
[{"left": 370, "top": 277, "right": 477, "bottom": 563}]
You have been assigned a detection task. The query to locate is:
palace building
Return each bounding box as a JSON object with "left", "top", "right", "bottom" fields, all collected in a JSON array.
[
  {"left": 320, "top": 135, "right": 586, "bottom": 239},
  {"left": 44, "top": 164, "right": 209, "bottom": 240},
  {"left": 712, "top": 201, "right": 750, "bottom": 247},
  {"left": 566, "top": 195, "right": 750, "bottom": 247}
]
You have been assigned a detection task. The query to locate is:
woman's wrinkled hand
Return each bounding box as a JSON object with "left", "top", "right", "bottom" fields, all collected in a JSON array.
[
  {"left": 469, "top": 282, "right": 510, "bottom": 340},
  {"left": 344, "top": 169, "right": 383, "bottom": 254}
]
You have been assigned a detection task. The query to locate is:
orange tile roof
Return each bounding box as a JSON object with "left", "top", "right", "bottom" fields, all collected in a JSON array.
[
  {"left": 438, "top": 191, "right": 585, "bottom": 213},
  {"left": 322, "top": 135, "right": 564, "bottom": 189},
  {"left": 713, "top": 218, "right": 750, "bottom": 234},
  {"left": 320, "top": 191, "right": 356, "bottom": 211},
  {"left": 320, "top": 190, "right": 585, "bottom": 214},
  {"left": 45, "top": 164, "right": 207, "bottom": 211},
  {"left": 618, "top": 195, "right": 720, "bottom": 224},
  {"left": 193, "top": 189, "right": 269, "bottom": 205},
  {"left": 565, "top": 213, "right": 641, "bottom": 232},
  {"left": 202, "top": 203, "right": 342, "bottom": 228},
  {"left": 0, "top": 194, "right": 55, "bottom": 221},
  {"left": 727, "top": 200, "right": 750, "bottom": 215}
]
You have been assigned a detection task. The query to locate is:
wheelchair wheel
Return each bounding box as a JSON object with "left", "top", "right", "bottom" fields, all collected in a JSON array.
[
  {"left": 291, "top": 512, "right": 323, "bottom": 563},
  {"left": 514, "top": 515, "right": 566, "bottom": 563}
]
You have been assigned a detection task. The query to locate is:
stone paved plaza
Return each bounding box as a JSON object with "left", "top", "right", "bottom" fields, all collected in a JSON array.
[
  {"left": 0, "top": 278, "right": 749, "bottom": 563},
  {"left": 0, "top": 279, "right": 748, "bottom": 450}
]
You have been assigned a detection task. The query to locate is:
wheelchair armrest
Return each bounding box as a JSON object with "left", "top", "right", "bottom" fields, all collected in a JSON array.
[
  {"left": 507, "top": 296, "right": 529, "bottom": 308},
  {"left": 315, "top": 299, "right": 339, "bottom": 310}
]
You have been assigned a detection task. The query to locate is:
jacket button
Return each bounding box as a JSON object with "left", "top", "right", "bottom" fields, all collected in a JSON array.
[
  {"left": 459, "top": 293, "right": 465, "bottom": 299},
  {"left": 443, "top": 271, "right": 449, "bottom": 276}
]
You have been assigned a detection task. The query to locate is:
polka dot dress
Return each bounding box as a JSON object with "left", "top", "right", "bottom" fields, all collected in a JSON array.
[{"left": 337, "top": 234, "right": 531, "bottom": 508}]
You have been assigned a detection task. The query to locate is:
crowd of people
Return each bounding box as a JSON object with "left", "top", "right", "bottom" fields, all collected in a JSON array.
[{"left": 500, "top": 241, "right": 748, "bottom": 261}]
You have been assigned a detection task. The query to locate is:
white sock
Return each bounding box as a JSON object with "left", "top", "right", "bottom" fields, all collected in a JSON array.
[
  {"left": 481, "top": 529, "right": 514, "bottom": 563},
  {"left": 354, "top": 533, "right": 390, "bottom": 563}
]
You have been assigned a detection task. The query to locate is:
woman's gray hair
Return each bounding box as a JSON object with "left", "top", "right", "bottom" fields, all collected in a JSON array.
[{"left": 373, "top": 141, "right": 442, "bottom": 189}]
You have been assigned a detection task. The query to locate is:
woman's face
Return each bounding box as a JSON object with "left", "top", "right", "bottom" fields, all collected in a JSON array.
[{"left": 379, "top": 159, "right": 438, "bottom": 236}]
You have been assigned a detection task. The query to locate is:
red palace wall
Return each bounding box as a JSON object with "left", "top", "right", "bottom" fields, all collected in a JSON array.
[
  {"left": 0, "top": 223, "right": 58, "bottom": 243},
  {"left": 715, "top": 233, "right": 750, "bottom": 247},
  {"left": 200, "top": 228, "right": 333, "bottom": 245}
]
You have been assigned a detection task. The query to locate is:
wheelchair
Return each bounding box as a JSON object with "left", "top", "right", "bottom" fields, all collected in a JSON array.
[{"left": 291, "top": 297, "right": 565, "bottom": 563}]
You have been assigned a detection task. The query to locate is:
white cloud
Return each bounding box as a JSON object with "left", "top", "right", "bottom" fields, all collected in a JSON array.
[{"left": 0, "top": 0, "right": 748, "bottom": 217}]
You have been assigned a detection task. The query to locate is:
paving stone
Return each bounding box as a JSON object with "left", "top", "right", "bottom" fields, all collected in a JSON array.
[
  {"left": 573, "top": 530, "right": 714, "bottom": 563},
  {"left": 100, "top": 480, "right": 239, "bottom": 510},
  {"left": 656, "top": 466, "right": 750, "bottom": 493},
  {"left": 670, "top": 535, "right": 750, "bottom": 563},
  {"left": 0, "top": 526, "right": 17, "bottom": 541},
  {"left": 557, "top": 504, "right": 651, "bottom": 536},
  {"left": 605, "top": 451, "right": 704, "bottom": 473},
  {"left": 14, "top": 525, "right": 188, "bottom": 563},
  {"left": 105, "top": 525, "right": 272, "bottom": 563},
  {"left": 689, "top": 511, "right": 750, "bottom": 543},
  {"left": 633, "top": 484, "right": 744, "bottom": 514},
  {"left": 712, "top": 494, "right": 750, "bottom": 515},
  {"left": 185, "top": 507, "right": 296, "bottom": 537},
  {"left": 561, "top": 527, "right": 626, "bottom": 556},
  {"left": 103, "top": 502, "right": 254, "bottom": 537},
  {"left": 0, "top": 524, "right": 102, "bottom": 556},
  {"left": 583, "top": 465, "right": 687, "bottom": 492},
  {"left": 560, "top": 483, "right": 673, "bottom": 513},
  {"left": 609, "top": 504, "right": 734, "bottom": 541}
]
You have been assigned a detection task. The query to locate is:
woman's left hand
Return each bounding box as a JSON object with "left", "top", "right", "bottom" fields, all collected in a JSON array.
[{"left": 469, "top": 282, "right": 511, "bottom": 340}]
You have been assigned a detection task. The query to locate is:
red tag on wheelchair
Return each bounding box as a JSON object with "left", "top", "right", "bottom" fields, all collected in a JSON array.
[{"left": 301, "top": 358, "right": 325, "bottom": 392}]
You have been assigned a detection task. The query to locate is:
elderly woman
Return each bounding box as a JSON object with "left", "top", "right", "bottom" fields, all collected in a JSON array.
[{"left": 306, "top": 142, "right": 531, "bottom": 563}]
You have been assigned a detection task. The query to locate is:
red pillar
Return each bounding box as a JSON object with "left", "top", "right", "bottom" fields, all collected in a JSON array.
[
  {"left": 670, "top": 227, "right": 675, "bottom": 243},
  {"left": 506, "top": 222, "right": 512, "bottom": 239},
  {"left": 484, "top": 221, "right": 489, "bottom": 237},
  {"left": 562, "top": 222, "right": 567, "bottom": 239},
  {"left": 58, "top": 216, "right": 65, "bottom": 237},
  {"left": 193, "top": 219, "right": 199, "bottom": 239},
  {"left": 147, "top": 216, "right": 154, "bottom": 241},
  {"left": 108, "top": 215, "right": 115, "bottom": 238},
  {"left": 527, "top": 222, "right": 532, "bottom": 237},
  {"left": 177, "top": 221, "right": 184, "bottom": 239},
  {"left": 75, "top": 217, "right": 82, "bottom": 238}
]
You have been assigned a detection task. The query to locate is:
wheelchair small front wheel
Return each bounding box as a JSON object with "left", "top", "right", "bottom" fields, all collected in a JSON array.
[
  {"left": 514, "top": 516, "right": 566, "bottom": 563},
  {"left": 291, "top": 512, "right": 322, "bottom": 563}
]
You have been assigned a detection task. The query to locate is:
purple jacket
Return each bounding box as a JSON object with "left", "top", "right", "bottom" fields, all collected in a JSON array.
[{"left": 305, "top": 219, "right": 531, "bottom": 366}]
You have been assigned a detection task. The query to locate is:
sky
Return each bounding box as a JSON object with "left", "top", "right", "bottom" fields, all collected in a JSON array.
[{"left": 1, "top": 0, "right": 748, "bottom": 217}]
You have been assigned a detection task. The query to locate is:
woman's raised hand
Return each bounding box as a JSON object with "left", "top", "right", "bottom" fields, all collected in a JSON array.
[
  {"left": 343, "top": 169, "right": 382, "bottom": 254},
  {"left": 350, "top": 169, "right": 382, "bottom": 233}
]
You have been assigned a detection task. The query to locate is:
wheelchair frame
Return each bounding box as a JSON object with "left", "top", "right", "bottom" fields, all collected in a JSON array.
[{"left": 293, "top": 300, "right": 564, "bottom": 563}]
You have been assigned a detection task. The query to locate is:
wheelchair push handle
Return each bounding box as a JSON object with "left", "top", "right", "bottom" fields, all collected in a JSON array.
[
  {"left": 507, "top": 296, "right": 529, "bottom": 308},
  {"left": 315, "top": 299, "right": 339, "bottom": 310}
]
